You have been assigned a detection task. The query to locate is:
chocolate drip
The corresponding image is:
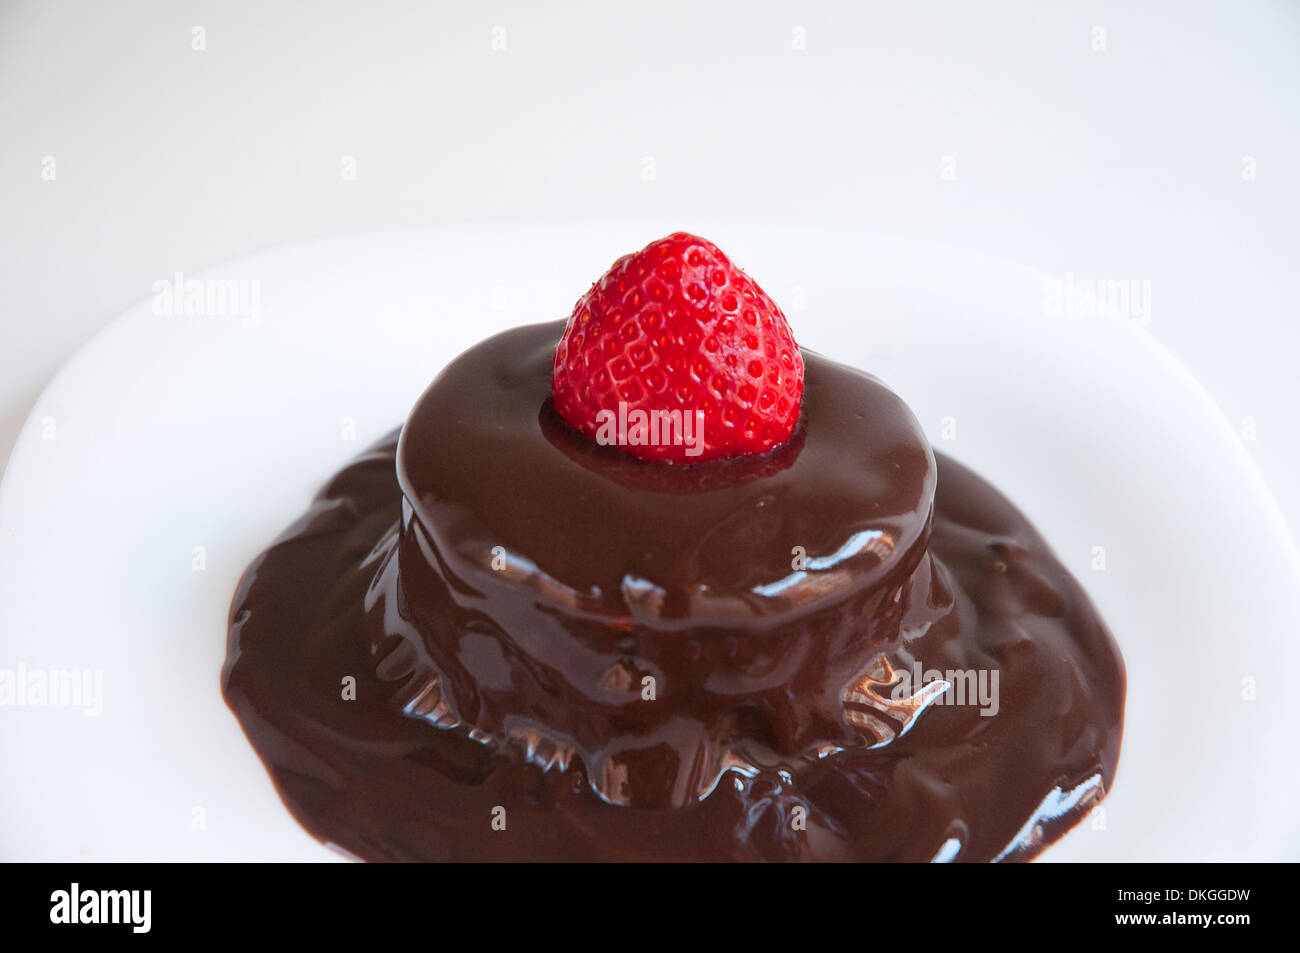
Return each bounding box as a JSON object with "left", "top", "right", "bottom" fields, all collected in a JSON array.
[{"left": 222, "top": 323, "right": 1124, "bottom": 861}]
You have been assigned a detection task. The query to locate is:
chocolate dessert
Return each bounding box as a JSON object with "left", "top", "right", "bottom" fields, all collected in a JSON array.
[{"left": 223, "top": 233, "right": 1125, "bottom": 861}]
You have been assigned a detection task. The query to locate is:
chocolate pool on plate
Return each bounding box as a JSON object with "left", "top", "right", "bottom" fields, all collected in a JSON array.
[{"left": 222, "top": 234, "right": 1125, "bottom": 861}]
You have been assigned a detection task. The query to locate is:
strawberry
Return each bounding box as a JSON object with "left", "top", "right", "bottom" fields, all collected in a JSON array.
[{"left": 552, "top": 232, "right": 804, "bottom": 464}]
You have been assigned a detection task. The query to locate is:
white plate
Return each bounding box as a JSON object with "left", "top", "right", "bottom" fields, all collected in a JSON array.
[{"left": 2, "top": 224, "right": 1297, "bottom": 862}]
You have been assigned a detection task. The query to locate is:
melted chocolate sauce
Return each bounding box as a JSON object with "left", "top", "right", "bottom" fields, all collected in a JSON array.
[{"left": 223, "top": 322, "right": 1124, "bottom": 861}]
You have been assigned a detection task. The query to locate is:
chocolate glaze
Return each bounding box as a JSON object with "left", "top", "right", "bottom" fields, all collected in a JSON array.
[{"left": 223, "top": 321, "right": 1125, "bottom": 861}]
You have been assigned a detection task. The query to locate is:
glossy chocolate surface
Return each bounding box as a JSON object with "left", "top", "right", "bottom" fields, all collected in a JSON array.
[{"left": 223, "top": 322, "right": 1125, "bottom": 860}]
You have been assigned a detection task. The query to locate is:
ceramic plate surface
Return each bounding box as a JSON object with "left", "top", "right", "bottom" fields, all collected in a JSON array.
[{"left": 2, "top": 224, "right": 1296, "bottom": 860}]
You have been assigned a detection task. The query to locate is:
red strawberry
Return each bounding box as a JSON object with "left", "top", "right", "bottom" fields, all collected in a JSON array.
[{"left": 552, "top": 232, "right": 805, "bottom": 464}]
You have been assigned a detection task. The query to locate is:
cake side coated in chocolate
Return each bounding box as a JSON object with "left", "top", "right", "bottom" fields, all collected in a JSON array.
[{"left": 390, "top": 321, "right": 943, "bottom": 808}]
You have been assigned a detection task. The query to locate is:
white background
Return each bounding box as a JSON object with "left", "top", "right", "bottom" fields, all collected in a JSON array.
[{"left": 2, "top": 0, "right": 1297, "bottom": 537}]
